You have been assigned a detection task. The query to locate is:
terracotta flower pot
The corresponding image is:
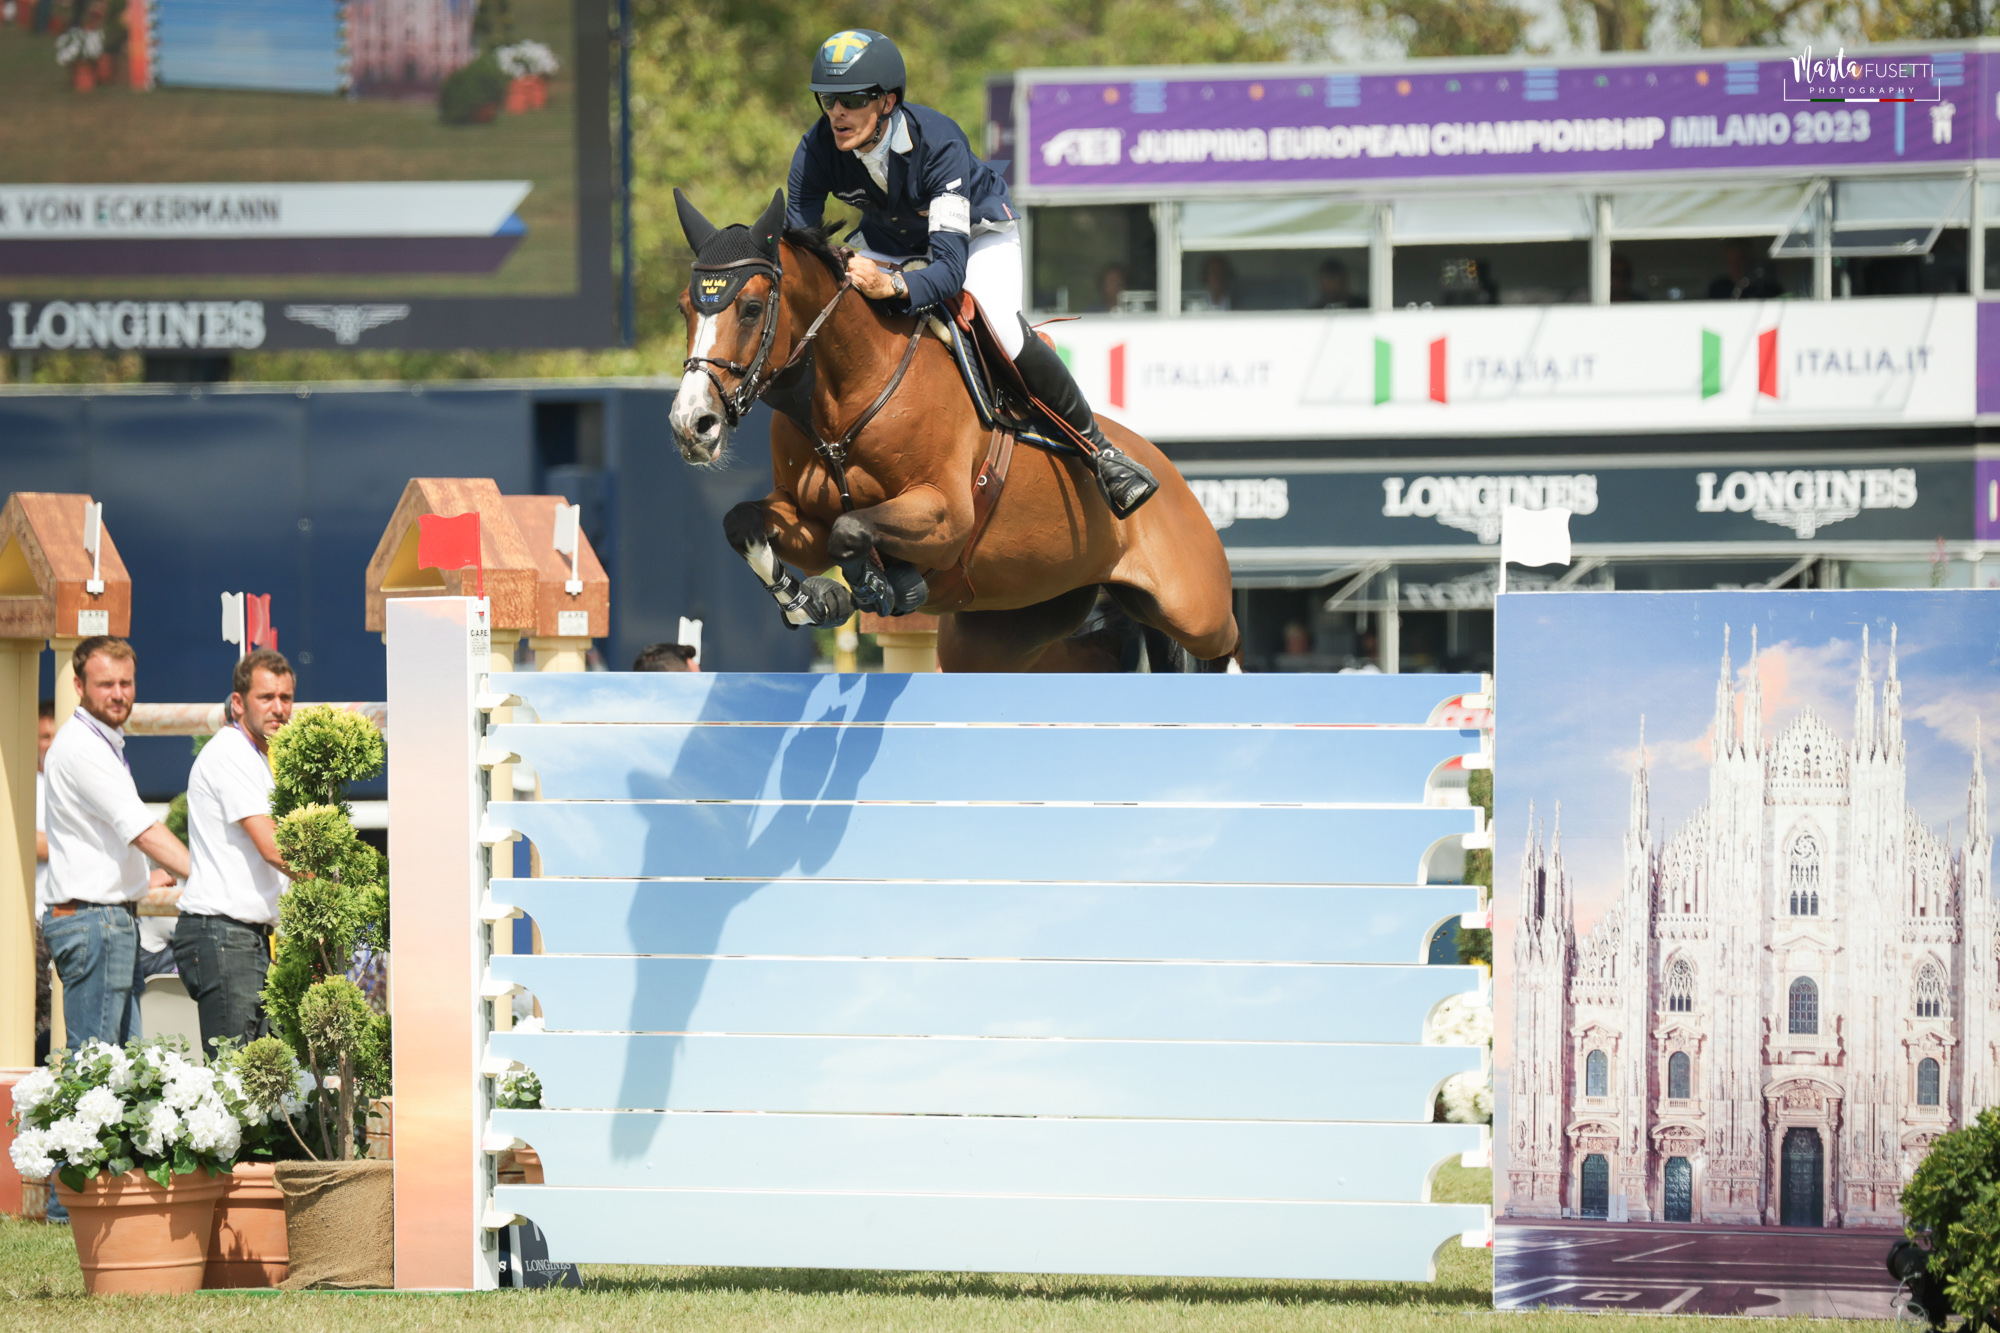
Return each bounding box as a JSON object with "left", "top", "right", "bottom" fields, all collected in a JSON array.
[
  {"left": 275, "top": 1159, "right": 393, "bottom": 1290},
  {"left": 505, "top": 76, "right": 533, "bottom": 113},
  {"left": 71, "top": 61, "right": 96, "bottom": 92},
  {"left": 205, "top": 1162, "right": 289, "bottom": 1288},
  {"left": 54, "top": 1169, "right": 228, "bottom": 1296},
  {"left": 94, "top": 52, "right": 113, "bottom": 81}
]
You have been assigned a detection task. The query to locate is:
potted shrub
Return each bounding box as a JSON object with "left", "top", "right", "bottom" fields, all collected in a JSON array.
[
  {"left": 439, "top": 52, "right": 509, "bottom": 125},
  {"left": 54, "top": 25, "right": 103, "bottom": 90},
  {"left": 202, "top": 1037, "right": 313, "bottom": 1288},
  {"left": 495, "top": 40, "right": 556, "bottom": 112},
  {"left": 494, "top": 1070, "right": 543, "bottom": 1184},
  {"left": 257, "top": 704, "right": 394, "bottom": 1290},
  {"left": 1901, "top": 1107, "right": 2000, "bottom": 1331},
  {"left": 7, "top": 1036, "right": 246, "bottom": 1295}
]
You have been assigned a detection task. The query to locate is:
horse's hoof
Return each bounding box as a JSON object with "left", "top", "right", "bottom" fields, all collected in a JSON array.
[
  {"left": 827, "top": 512, "right": 876, "bottom": 560},
  {"left": 723, "top": 502, "right": 768, "bottom": 552},
  {"left": 801, "top": 576, "right": 853, "bottom": 626}
]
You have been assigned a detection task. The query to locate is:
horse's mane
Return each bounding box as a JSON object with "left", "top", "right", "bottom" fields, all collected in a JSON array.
[{"left": 781, "top": 224, "right": 848, "bottom": 276}]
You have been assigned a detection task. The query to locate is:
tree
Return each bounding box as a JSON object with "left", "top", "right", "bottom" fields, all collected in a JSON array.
[{"left": 259, "top": 706, "right": 390, "bottom": 1161}]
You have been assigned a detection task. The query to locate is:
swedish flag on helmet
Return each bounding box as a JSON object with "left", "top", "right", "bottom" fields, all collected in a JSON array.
[{"left": 810, "top": 28, "right": 904, "bottom": 95}]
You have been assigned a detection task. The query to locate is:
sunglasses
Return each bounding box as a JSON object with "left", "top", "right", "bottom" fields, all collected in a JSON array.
[{"left": 817, "top": 91, "right": 880, "bottom": 112}]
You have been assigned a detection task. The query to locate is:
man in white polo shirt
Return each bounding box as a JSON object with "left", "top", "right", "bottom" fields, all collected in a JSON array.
[
  {"left": 42, "top": 637, "right": 192, "bottom": 1050},
  {"left": 173, "top": 649, "right": 294, "bottom": 1060}
]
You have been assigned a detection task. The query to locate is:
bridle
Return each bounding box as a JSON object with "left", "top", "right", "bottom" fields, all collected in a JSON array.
[
  {"left": 681, "top": 255, "right": 796, "bottom": 429},
  {"left": 682, "top": 241, "right": 927, "bottom": 513}
]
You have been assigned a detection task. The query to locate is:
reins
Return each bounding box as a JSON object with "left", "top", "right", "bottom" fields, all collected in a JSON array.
[{"left": 685, "top": 241, "right": 928, "bottom": 514}]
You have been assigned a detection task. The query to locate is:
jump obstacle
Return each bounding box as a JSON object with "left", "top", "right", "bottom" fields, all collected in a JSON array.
[{"left": 386, "top": 595, "right": 1496, "bottom": 1290}]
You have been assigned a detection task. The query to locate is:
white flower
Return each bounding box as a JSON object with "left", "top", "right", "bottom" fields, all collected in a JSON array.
[
  {"left": 9, "top": 1129, "right": 54, "bottom": 1181},
  {"left": 1439, "top": 1070, "right": 1493, "bottom": 1124},
  {"left": 1425, "top": 994, "right": 1494, "bottom": 1047},
  {"left": 46, "top": 1115, "right": 104, "bottom": 1161},
  {"left": 135, "top": 1104, "right": 182, "bottom": 1157},
  {"left": 11, "top": 1068, "right": 56, "bottom": 1117},
  {"left": 494, "top": 40, "right": 559, "bottom": 77},
  {"left": 73, "top": 1086, "right": 125, "bottom": 1135},
  {"left": 104, "top": 1046, "right": 135, "bottom": 1093},
  {"left": 184, "top": 1102, "right": 241, "bottom": 1157},
  {"left": 161, "top": 1066, "right": 211, "bottom": 1113}
]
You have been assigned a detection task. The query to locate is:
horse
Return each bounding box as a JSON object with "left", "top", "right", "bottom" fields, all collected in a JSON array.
[{"left": 666, "top": 189, "right": 1239, "bottom": 673}]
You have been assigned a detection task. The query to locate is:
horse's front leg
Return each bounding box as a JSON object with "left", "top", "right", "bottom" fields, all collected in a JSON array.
[
  {"left": 825, "top": 483, "right": 966, "bottom": 617},
  {"left": 722, "top": 493, "right": 852, "bottom": 629}
]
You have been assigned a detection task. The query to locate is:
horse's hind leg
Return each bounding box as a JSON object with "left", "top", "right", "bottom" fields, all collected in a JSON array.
[
  {"left": 1105, "top": 580, "right": 1239, "bottom": 665},
  {"left": 936, "top": 585, "right": 1101, "bottom": 672}
]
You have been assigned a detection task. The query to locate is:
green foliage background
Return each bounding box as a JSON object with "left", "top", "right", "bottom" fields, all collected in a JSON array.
[{"left": 1902, "top": 1107, "right": 2000, "bottom": 1326}]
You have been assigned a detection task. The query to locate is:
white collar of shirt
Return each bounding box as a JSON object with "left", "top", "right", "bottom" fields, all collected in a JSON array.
[
  {"left": 854, "top": 110, "right": 912, "bottom": 192},
  {"left": 73, "top": 706, "right": 125, "bottom": 754}
]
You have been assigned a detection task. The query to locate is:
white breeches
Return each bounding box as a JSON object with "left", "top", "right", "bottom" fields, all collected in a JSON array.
[{"left": 855, "top": 224, "right": 1025, "bottom": 359}]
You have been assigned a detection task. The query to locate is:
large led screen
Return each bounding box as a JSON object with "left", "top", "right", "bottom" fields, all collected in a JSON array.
[{"left": 0, "top": 0, "right": 611, "bottom": 351}]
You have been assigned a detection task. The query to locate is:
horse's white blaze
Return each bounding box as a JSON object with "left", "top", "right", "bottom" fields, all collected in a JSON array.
[{"left": 670, "top": 314, "right": 725, "bottom": 447}]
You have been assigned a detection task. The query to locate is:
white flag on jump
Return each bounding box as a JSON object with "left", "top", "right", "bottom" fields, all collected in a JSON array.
[{"left": 1501, "top": 506, "right": 1573, "bottom": 570}]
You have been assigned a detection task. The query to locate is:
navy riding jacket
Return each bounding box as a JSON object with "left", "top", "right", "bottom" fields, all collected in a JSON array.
[{"left": 786, "top": 104, "right": 1015, "bottom": 314}]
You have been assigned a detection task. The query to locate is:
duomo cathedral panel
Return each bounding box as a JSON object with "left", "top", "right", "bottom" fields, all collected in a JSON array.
[{"left": 1508, "top": 625, "right": 2000, "bottom": 1227}]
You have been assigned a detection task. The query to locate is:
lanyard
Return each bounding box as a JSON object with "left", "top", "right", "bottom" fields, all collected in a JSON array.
[
  {"left": 235, "top": 720, "right": 275, "bottom": 774},
  {"left": 75, "top": 708, "right": 130, "bottom": 774}
]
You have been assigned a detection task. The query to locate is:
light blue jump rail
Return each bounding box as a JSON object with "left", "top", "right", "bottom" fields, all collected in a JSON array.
[{"left": 478, "top": 671, "right": 1493, "bottom": 1281}]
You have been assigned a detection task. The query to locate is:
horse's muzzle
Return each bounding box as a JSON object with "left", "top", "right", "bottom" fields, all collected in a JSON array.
[{"left": 669, "top": 376, "right": 728, "bottom": 463}]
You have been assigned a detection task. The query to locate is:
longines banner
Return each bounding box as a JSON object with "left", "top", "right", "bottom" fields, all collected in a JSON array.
[
  {"left": 1178, "top": 449, "right": 1973, "bottom": 560},
  {"left": 1016, "top": 46, "right": 1983, "bottom": 193},
  {"left": 1053, "top": 297, "right": 1974, "bottom": 441}
]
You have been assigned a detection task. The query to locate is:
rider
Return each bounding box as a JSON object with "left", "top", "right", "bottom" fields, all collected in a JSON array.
[{"left": 787, "top": 29, "right": 1158, "bottom": 518}]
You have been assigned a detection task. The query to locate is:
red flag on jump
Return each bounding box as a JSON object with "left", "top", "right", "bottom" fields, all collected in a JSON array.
[
  {"left": 246, "top": 594, "right": 277, "bottom": 652},
  {"left": 417, "top": 512, "right": 483, "bottom": 598}
]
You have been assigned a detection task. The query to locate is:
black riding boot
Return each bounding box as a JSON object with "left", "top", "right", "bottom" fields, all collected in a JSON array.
[{"left": 1013, "top": 316, "right": 1158, "bottom": 518}]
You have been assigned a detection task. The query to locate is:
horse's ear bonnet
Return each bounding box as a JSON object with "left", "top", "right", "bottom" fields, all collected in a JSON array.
[{"left": 682, "top": 189, "right": 787, "bottom": 315}]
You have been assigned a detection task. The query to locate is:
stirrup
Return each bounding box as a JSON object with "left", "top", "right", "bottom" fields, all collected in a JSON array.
[{"left": 1093, "top": 443, "right": 1159, "bottom": 519}]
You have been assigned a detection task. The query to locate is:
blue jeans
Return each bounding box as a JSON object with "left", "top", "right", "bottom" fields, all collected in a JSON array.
[
  {"left": 42, "top": 905, "right": 143, "bottom": 1052},
  {"left": 171, "top": 914, "right": 270, "bottom": 1062}
]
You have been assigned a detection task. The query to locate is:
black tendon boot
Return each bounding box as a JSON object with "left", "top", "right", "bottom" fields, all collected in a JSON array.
[{"left": 1013, "top": 315, "right": 1158, "bottom": 518}]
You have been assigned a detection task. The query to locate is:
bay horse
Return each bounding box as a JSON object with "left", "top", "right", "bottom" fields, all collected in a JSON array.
[{"left": 666, "top": 189, "right": 1239, "bottom": 672}]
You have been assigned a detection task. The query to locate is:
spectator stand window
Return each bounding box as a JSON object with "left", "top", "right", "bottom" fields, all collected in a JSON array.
[
  {"left": 1982, "top": 181, "right": 2000, "bottom": 292},
  {"left": 1027, "top": 204, "right": 1159, "bottom": 314},
  {"left": 1176, "top": 198, "right": 1372, "bottom": 313},
  {"left": 1608, "top": 184, "right": 1816, "bottom": 301},
  {"left": 1774, "top": 177, "right": 1970, "bottom": 297},
  {"left": 1390, "top": 193, "right": 1591, "bottom": 307}
]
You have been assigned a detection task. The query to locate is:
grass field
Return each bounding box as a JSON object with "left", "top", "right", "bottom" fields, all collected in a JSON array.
[
  {"left": 0, "top": 0, "right": 583, "bottom": 299},
  {"left": 0, "top": 1167, "right": 1887, "bottom": 1332}
]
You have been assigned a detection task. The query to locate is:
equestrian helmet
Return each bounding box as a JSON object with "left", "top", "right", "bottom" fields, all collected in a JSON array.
[{"left": 810, "top": 29, "right": 904, "bottom": 96}]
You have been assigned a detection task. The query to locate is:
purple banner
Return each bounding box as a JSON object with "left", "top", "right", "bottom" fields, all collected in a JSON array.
[
  {"left": 1020, "top": 50, "right": 1982, "bottom": 192},
  {"left": 1980, "top": 457, "right": 2000, "bottom": 542}
]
